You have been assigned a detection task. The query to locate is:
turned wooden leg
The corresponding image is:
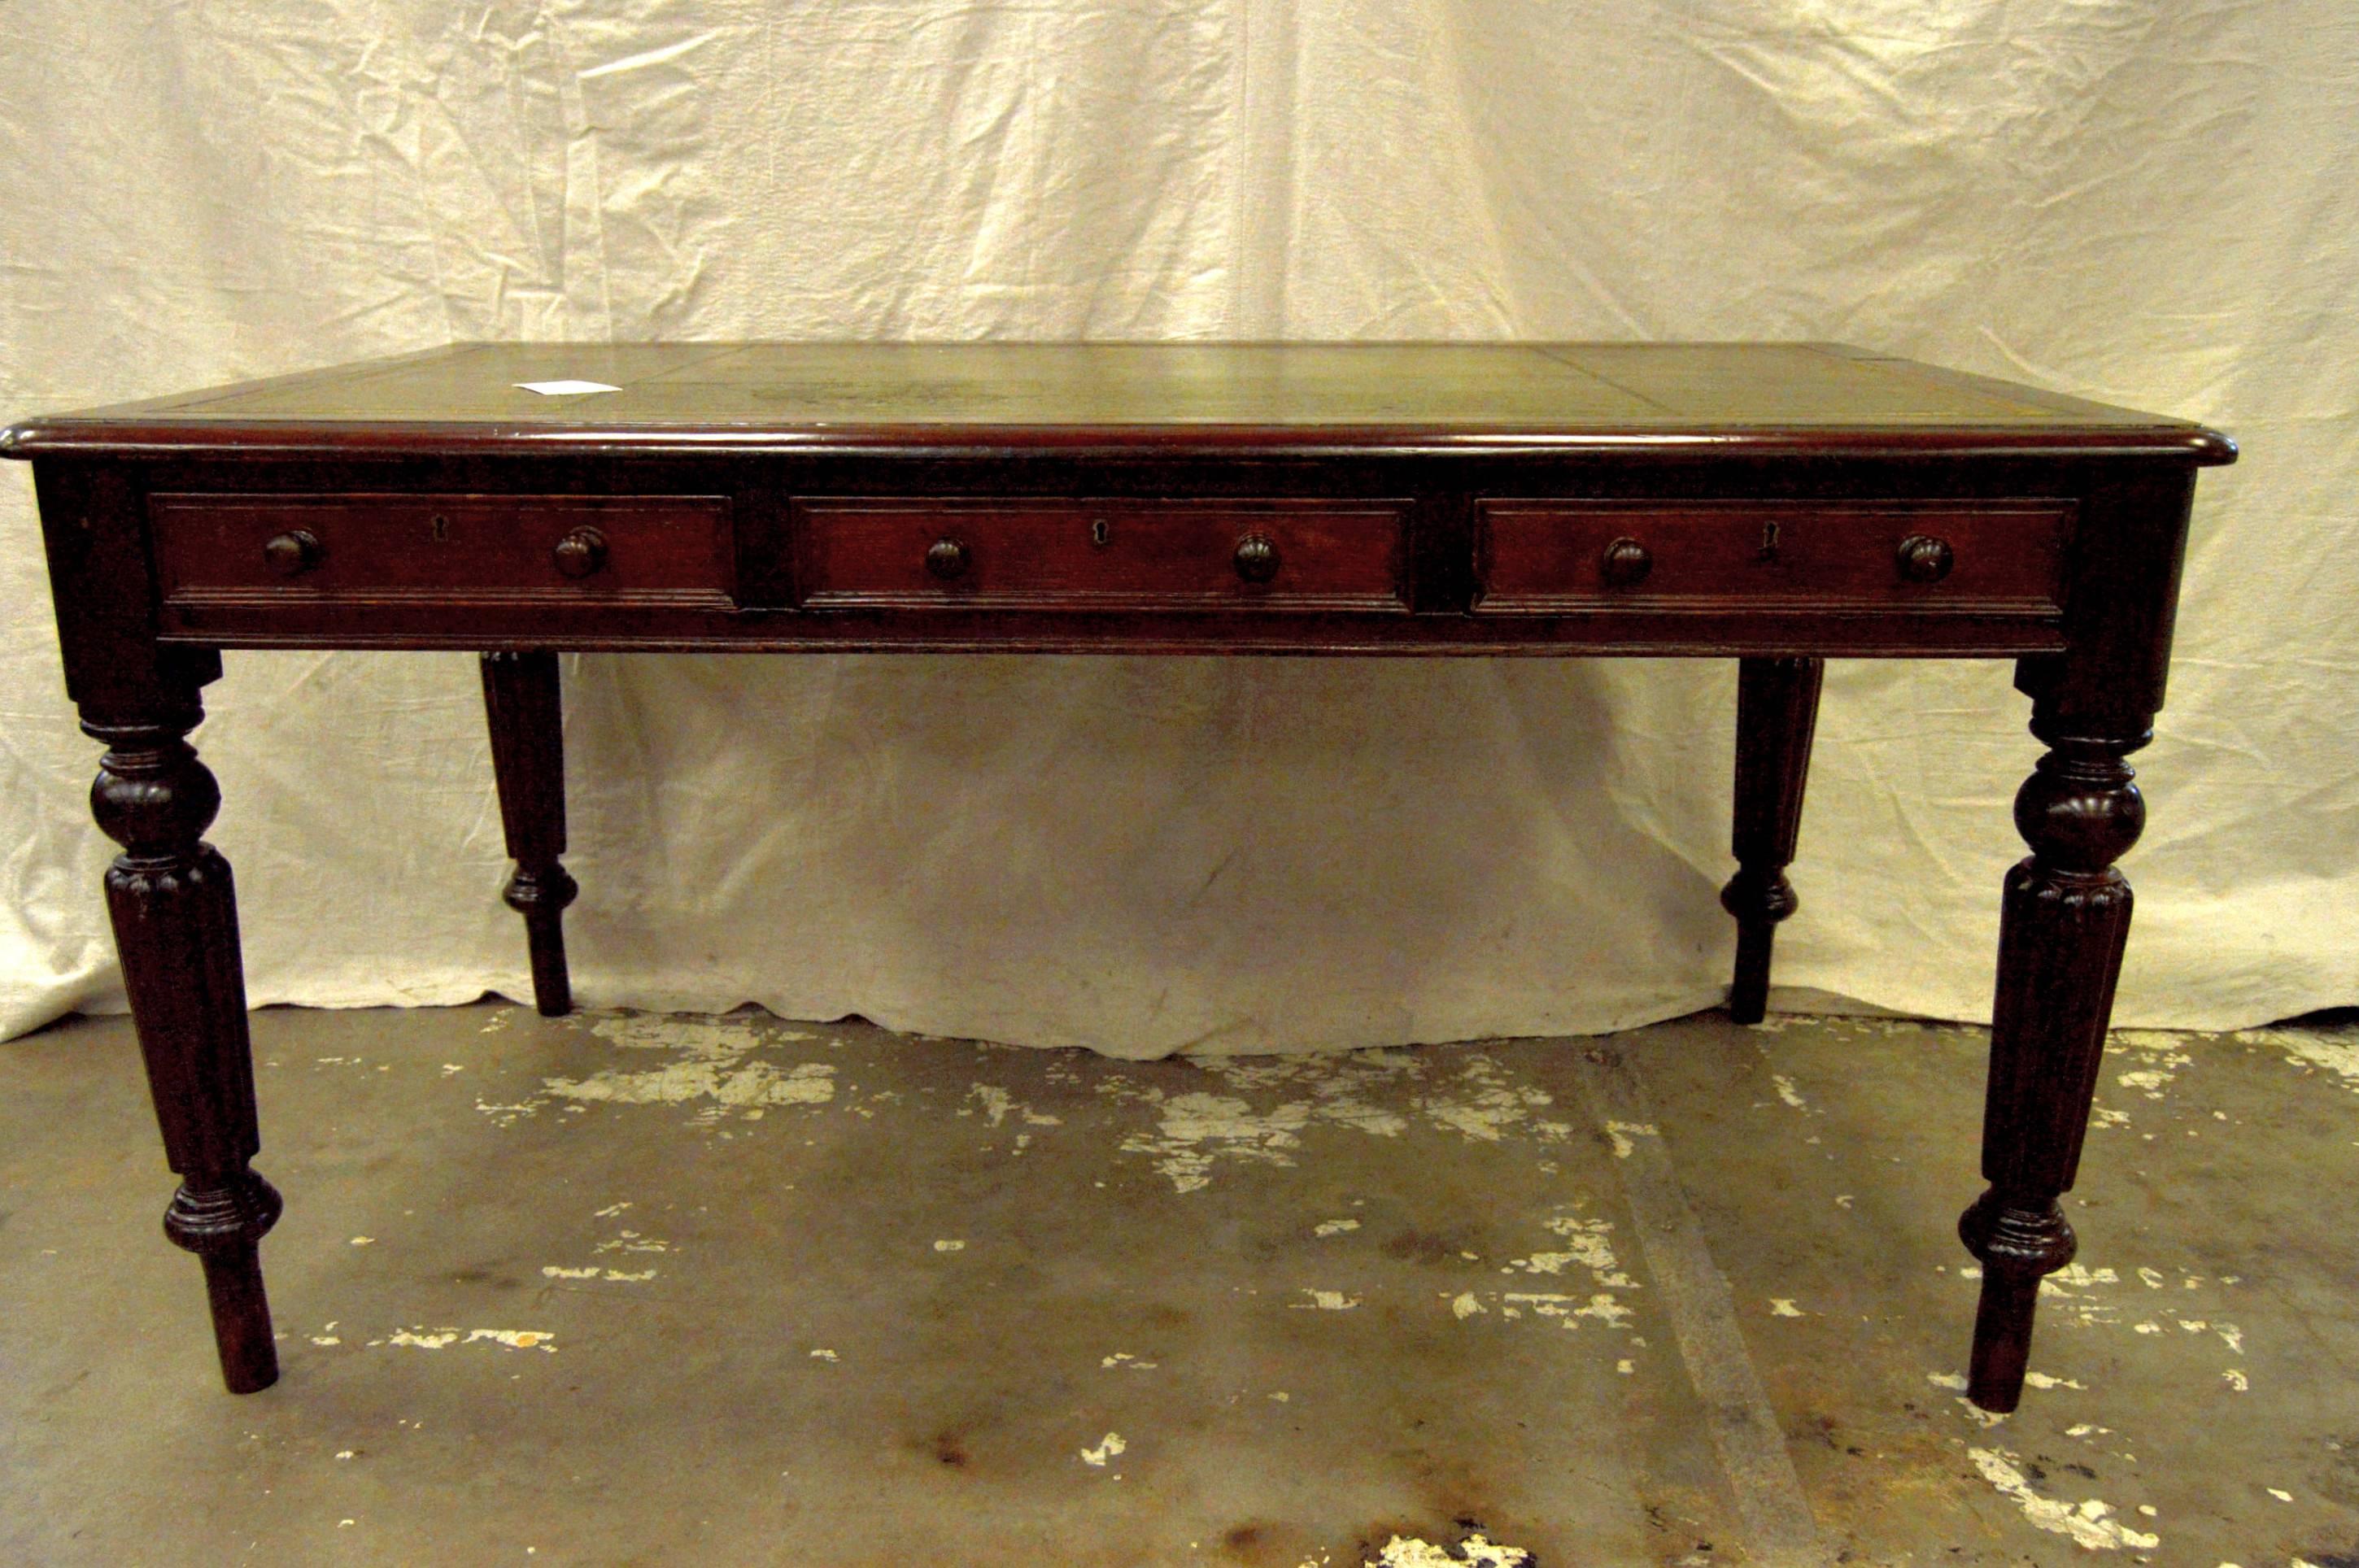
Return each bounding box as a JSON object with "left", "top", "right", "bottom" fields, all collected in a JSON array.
[
  {"left": 87, "top": 696, "right": 283, "bottom": 1394},
  {"left": 481, "top": 651, "right": 578, "bottom": 1017},
  {"left": 1720, "top": 656, "right": 1823, "bottom": 1024},
  {"left": 1959, "top": 711, "right": 2147, "bottom": 1411}
]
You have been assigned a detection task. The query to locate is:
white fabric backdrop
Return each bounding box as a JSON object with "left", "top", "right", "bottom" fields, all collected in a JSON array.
[{"left": 2, "top": 2, "right": 2352, "bottom": 1053}]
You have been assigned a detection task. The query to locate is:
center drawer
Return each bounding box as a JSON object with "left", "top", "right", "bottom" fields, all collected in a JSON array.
[{"left": 793, "top": 498, "right": 1412, "bottom": 612}]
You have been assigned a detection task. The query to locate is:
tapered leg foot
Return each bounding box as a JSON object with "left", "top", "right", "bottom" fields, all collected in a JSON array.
[
  {"left": 481, "top": 651, "right": 578, "bottom": 1017},
  {"left": 170, "top": 1170, "right": 286, "bottom": 1393},
  {"left": 89, "top": 699, "right": 282, "bottom": 1394},
  {"left": 1960, "top": 713, "right": 2144, "bottom": 1411},
  {"left": 1721, "top": 656, "right": 1822, "bottom": 1024}
]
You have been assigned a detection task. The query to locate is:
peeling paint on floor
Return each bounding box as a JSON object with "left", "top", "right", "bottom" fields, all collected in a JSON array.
[
  {"left": 1106, "top": 1050, "right": 1584, "bottom": 1194},
  {"left": 8, "top": 1003, "right": 2357, "bottom": 1566},
  {"left": 372, "top": 1327, "right": 556, "bottom": 1353},
  {"left": 477, "top": 1013, "right": 835, "bottom": 1125},
  {"left": 1969, "top": 1447, "right": 2159, "bottom": 1551},
  {"left": 1366, "top": 1532, "right": 1532, "bottom": 1567}
]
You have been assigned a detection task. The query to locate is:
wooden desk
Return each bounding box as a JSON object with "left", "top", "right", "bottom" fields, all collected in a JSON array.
[{"left": 3, "top": 342, "right": 2235, "bottom": 1412}]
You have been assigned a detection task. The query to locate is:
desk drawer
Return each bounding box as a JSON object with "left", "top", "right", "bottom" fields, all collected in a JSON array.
[
  {"left": 1475, "top": 499, "right": 2070, "bottom": 616},
  {"left": 150, "top": 494, "right": 737, "bottom": 612},
  {"left": 795, "top": 498, "right": 1411, "bottom": 612}
]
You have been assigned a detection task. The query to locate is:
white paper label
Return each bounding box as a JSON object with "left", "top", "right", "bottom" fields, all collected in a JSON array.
[{"left": 514, "top": 380, "right": 621, "bottom": 397}]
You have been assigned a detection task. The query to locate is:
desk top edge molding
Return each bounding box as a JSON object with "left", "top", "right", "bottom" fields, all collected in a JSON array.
[{"left": 0, "top": 339, "right": 2237, "bottom": 465}]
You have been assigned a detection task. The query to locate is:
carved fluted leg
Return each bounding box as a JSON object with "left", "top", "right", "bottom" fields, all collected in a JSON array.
[
  {"left": 1720, "top": 656, "right": 1823, "bottom": 1024},
  {"left": 87, "top": 700, "right": 283, "bottom": 1394},
  {"left": 481, "top": 651, "right": 577, "bottom": 1016},
  {"left": 1959, "top": 713, "right": 2147, "bottom": 1411}
]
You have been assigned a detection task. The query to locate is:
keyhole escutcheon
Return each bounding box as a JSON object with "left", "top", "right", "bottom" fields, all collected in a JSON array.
[{"left": 1758, "top": 520, "right": 1780, "bottom": 563}]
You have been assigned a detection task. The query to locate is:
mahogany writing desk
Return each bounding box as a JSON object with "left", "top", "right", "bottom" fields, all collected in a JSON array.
[{"left": 3, "top": 342, "right": 2235, "bottom": 1412}]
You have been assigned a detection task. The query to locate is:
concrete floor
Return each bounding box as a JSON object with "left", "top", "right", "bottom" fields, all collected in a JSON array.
[{"left": 2, "top": 1004, "right": 2355, "bottom": 1566}]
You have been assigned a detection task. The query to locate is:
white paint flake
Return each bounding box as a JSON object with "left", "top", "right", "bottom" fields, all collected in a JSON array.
[
  {"left": 1969, "top": 1448, "right": 2157, "bottom": 1550},
  {"left": 1293, "top": 1290, "right": 1361, "bottom": 1312},
  {"left": 540, "top": 1264, "right": 656, "bottom": 1283},
  {"left": 1121, "top": 1092, "right": 1313, "bottom": 1193},
  {"left": 595, "top": 1231, "right": 669, "bottom": 1255},
  {"left": 1315, "top": 1218, "right": 1362, "bottom": 1237},
  {"left": 1457, "top": 1209, "right": 1640, "bottom": 1335},
  {"left": 1501, "top": 1291, "right": 1632, "bottom": 1328},
  {"left": 932, "top": 1239, "right": 966, "bottom": 1252},
  {"left": 968, "top": 1084, "right": 1063, "bottom": 1129},
  {"left": 2108, "top": 1031, "right": 2194, "bottom": 1100},
  {"left": 375, "top": 1326, "right": 554, "bottom": 1352},
  {"left": 482, "top": 1014, "right": 833, "bottom": 1126},
  {"left": 1927, "top": 1371, "right": 1969, "bottom": 1392},
  {"left": 1101, "top": 1352, "right": 1158, "bottom": 1370},
  {"left": 809, "top": 1348, "right": 837, "bottom": 1362},
  {"left": 1770, "top": 1074, "right": 1809, "bottom": 1110},
  {"left": 2223, "top": 1369, "right": 2248, "bottom": 1391},
  {"left": 1366, "top": 1533, "right": 1531, "bottom": 1566},
  {"left": 1079, "top": 1432, "right": 1127, "bottom": 1467},
  {"left": 1502, "top": 1214, "right": 1636, "bottom": 1288},
  {"left": 2246, "top": 1026, "right": 2359, "bottom": 1093},
  {"left": 1768, "top": 1298, "right": 1804, "bottom": 1318},
  {"left": 1107, "top": 1050, "right": 1581, "bottom": 1193},
  {"left": 1419, "top": 1056, "right": 1558, "bottom": 1143},
  {"left": 1603, "top": 1120, "right": 1657, "bottom": 1158}
]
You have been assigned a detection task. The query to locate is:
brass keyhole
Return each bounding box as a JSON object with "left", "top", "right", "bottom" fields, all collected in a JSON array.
[
  {"left": 1090, "top": 517, "right": 1111, "bottom": 547},
  {"left": 430, "top": 513, "right": 451, "bottom": 542},
  {"left": 1758, "top": 520, "right": 1780, "bottom": 562}
]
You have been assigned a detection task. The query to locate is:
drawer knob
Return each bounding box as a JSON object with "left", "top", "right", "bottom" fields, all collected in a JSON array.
[
  {"left": 1233, "top": 534, "right": 1280, "bottom": 584},
  {"left": 927, "top": 538, "right": 971, "bottom": 581},
  {"left": 1601, "top": 536, "right": 1654, "bottom": 586},
  {"left": 1897, "top": 534, "right": 1955, "bottom": 583},
  {"left": 552, "top": 526, "right": 608, "bottom": 578},
  {"left": 262, "top": 529, "right": 322, "bottom": 577}
]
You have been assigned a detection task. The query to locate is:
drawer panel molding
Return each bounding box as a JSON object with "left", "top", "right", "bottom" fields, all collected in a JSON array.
[
  {"left": 795, "top": 498, "right": 1412, "bottom": 613},
  {"left": 151, "top": 493, "right": 737, "bottom": 616},
  {"left": 1475, "top": 499, "right": 2073, "bottom": 618}
]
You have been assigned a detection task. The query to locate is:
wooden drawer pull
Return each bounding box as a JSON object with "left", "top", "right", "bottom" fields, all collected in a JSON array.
[
  {"left": 552, "top": 526, "right": 608, "bottom": 579},
  {"left": 926, "top": 537, "right": 970, "bottom": 580},
  {"left": 1600, "top": 536, "right": 1653, "bottom": 586},
  {"left": 1898, "top": 534, "right": 1955, "bottom": 583},
  {"left": 262, "top": 529, "right": 323, "bottom": 577},
  {"left": 1233, "top": 533, "right": 1280, "bottom": 583}
]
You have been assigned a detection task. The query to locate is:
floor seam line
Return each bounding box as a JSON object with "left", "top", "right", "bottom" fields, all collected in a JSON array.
[{"left": 1572, "top": 1043, "right": 1836, "bottom": 1568}]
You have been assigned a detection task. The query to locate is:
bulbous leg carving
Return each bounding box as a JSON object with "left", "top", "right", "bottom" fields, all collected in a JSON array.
[
  {"left": 1961, "top": 716, "right": 2146, "bottom": 1411},
  {"left": 481, "top": 651, "right": 577, "bottom": 1016},
  {"left": 88, "top": 706, "right": 281, "bottom": 1393},
  {"left": 1721, "top": 656, "right": 1823, "bottom": 1023}
]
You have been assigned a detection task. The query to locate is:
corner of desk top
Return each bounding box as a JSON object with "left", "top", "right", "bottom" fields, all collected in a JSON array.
[{"left": 2187, "top": 425, "right": 2239, "bottom": 465}]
